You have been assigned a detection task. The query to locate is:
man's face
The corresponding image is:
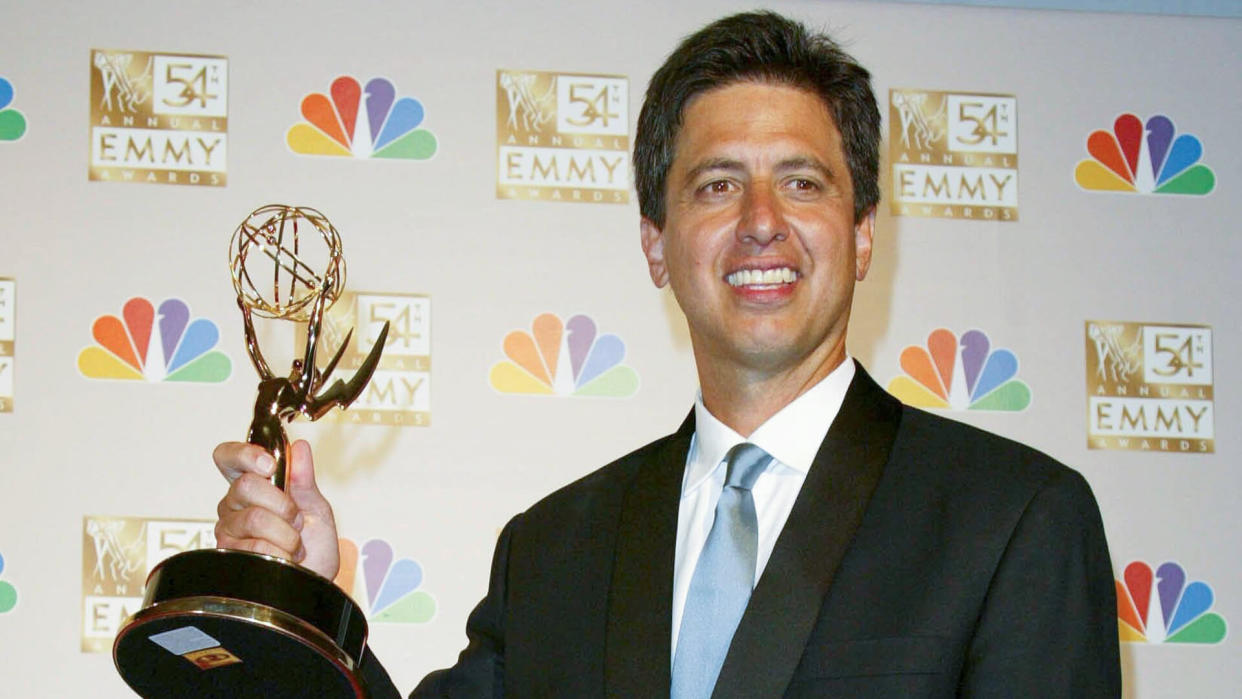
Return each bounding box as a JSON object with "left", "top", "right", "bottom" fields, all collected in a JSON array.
[{"left": 641, "top": 81, "right": 873, "bottom": 379}]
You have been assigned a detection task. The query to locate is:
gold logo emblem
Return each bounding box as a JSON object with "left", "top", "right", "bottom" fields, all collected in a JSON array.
[
  {"left": 80, "top": 516, "right": 215, "bottom": 651},
  {"left": 1085, "top": 321, "right": 1214, "bottom": 453},
  {"left": 889, "top": 88, "right": 1018, "bottom": 221},
  {"left": 497, "top": 69, "right": 629, "bottom": 204},
  {"left": 89, "top": 49, "right": 228, "bottom": 186},
  {"left": 0, "top": 278, "right": 13, "bottom": 412}
]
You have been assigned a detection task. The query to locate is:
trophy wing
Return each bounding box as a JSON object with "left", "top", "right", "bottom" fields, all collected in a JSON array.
[
  {"left": 302, "top": 321, "right": 390, "bottom": 420},
  {"left": 318, "top": 328, "right": 353, "bottom": 380}
]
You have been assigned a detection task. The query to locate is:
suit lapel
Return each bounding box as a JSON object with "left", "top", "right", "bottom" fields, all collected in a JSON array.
[
  {"left": 713, "top": 365, "right": 903, "bottom": 698},
  {"left": 604, "top": 413, "right": 694, "bottom": 697}
]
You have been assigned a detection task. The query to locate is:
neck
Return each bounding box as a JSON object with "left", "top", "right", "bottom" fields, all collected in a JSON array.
[{"left": 697, "top": 342, "right": 848, "bottom": 437}]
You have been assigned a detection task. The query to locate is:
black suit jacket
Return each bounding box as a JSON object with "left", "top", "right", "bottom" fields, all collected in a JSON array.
[{"left": 363, "top": 365, "right": 1120, "bottom": 697}]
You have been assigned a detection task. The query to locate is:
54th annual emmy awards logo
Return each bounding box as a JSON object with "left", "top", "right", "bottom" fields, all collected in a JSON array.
[
  {"left": 89, "top": 48, "right": 228, "bottom": 186},
  {"left": 496, "top": 68, "right": 629, "bottom": 204},
  {"left": 1085, "top": 320, "right": 1214, "bottom": 453},
  {"left": 889, "top": 88, "right": 1018, "bottom": 221}
]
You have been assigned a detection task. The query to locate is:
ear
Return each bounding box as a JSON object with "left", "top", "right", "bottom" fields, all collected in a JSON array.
[
  {"left": 640, "top": 217, "right": 669, "bottom": 288},
  {"left": 853, "top": 208, "right": 875, "bottom": 281}
]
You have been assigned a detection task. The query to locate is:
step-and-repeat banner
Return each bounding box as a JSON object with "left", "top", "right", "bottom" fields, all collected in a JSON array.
[{"left": 0, "top": 1, "right": 1237, "bottom": 696}]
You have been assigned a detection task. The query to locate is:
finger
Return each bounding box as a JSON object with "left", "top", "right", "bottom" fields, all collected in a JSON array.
[
  {"left": 285, "top": 439, "right": 317, "bottom": 492},
  {"left": 214, "top": 501, "right": 302, "bottom": 540},
  {"left": 215, "top": 505, "right": 302, "bottom": 557},
  {"left": 286, "top": 440, "right": 333, "bottom": 519},
  {"left": 213, "top": 442, "right": 277, "bottom": 483},
  {"left": 219, "top": 473, "right": 300, "bottom": 523}
]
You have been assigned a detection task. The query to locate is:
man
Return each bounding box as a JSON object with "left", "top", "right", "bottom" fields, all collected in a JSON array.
[{"left": 214, "top": 11, "right": 1120, "bottom": 697}]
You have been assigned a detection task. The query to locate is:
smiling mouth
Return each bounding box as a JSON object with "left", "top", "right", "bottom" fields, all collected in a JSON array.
[{"left": 726, "top": 267, "right": 799, "bottom": 287}]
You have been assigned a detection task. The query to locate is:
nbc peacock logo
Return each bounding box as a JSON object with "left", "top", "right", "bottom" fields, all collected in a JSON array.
[
  {"left": 887, "top": 328, "right": 1030, "bottom": 411},
  {"left": 287, "top": 76, "right": 437, "bottom": 160},
  {"left": 335, "top": 538, "right": 435, "bottom": 623},
  {"left": 1116, "top": 560, "right": 1227, "bottom": 644},
  {"left": 0, "top": 551, "right": 17, "bottom": 614},
  {"left": 77, "top": 297, "right": 231, "bottom": 382},
  {"left": 0, "top": 77, "right": 27, "bottom": 141},
  {"left": 1075, "top": 113, "right": 1215, "bottom": 196},
  {"left": 489, "top": 313, "right": 639, "bottom": 397}
]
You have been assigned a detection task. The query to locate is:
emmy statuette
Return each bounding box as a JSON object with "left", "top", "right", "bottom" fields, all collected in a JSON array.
[{"left": 113, "top": 205, "right": 390, "bottom": 698}]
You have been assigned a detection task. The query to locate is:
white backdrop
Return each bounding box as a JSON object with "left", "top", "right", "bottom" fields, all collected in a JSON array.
[{"left": 0, "top": 1, "right": 1238, "bottom": 696}]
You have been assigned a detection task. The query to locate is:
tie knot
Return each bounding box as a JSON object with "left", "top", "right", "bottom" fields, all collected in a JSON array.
[{"left": 723, "top": 442, "right": 769, "bottom": 491}]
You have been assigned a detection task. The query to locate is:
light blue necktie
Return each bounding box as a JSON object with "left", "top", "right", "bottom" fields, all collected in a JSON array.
[{"left": 671, "top": 442, "right": 770, "bottom": 699}]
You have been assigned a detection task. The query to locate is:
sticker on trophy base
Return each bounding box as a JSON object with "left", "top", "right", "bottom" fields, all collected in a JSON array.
[
  {"left": 148, "top": 626, "right": 221, "bottom": 655},
  {"left": 183, "top": 646, "right": 243, "bottom": 669}
]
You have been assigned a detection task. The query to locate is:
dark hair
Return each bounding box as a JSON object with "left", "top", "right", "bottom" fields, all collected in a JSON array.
[{"left": 634, "top": 11, "right": 881, "bottom": 226}]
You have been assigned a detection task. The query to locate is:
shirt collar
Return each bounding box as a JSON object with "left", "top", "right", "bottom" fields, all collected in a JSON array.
[{"left": 684, "top": 357, "right": 856, "bottom": 494}]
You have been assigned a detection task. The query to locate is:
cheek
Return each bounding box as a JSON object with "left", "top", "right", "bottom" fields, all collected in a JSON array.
[
  {"left": 665, "top": 233, "right": 712, "bottom": 273},
  {"left": 804, "top": 240, "right": 857, "bottom": 286},
  {"left": 666, "top": 255, "right": 707, "bottom": 297}
]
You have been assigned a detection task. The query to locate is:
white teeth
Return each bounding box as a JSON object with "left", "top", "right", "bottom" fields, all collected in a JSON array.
[{"left": 727, "top": 267, "right": 798, "bottom": 287}]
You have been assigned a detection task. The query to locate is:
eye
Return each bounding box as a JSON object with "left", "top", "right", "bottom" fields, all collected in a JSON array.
[
  {"left": 780, "top": 176, "right": 826, "bottom": 200},
  {"left": 694, "top": 179, "right": 738, "bottom": 200}
]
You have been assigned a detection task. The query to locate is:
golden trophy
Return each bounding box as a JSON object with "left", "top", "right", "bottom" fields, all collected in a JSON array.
[{"left": 113, "top": 205, "right": 389, "bottom": 698}]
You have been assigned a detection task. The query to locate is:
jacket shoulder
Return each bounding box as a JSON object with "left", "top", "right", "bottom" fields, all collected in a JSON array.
[
  {"left": 883, "top": 404, "right": 1107, "bottom": 544},
  {"left": 895, "top": 405, "right": 1081, "bottom": 490},
  {"left": 518, "top": 430, "right": 683, "bottom": 527}
]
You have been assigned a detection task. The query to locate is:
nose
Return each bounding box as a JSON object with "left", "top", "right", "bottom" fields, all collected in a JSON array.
[{"left": 737, "top": 185, "right": 787, "bottom": 246}]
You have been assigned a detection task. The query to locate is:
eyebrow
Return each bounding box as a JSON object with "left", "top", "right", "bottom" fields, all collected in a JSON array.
[
  {"left": 683, "top": 156, "right": 836, "bottom": 182},
  {"left": 774, "top": 156, "right": 835, "bottom": 180},
  {"left": 683, "top": 157, "right": 745, "bottom": 183}
]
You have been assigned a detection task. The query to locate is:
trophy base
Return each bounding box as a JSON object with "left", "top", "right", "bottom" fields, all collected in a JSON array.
[{"left": 113, "top": 549, "right": 369, "bottom": 699}]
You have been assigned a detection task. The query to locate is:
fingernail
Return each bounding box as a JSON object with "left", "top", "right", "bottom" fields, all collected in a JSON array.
[
  {"left": 293, "top": 512, "right": 304, "bottom": 531},
  {"left": 295, "top": 544, "right": 306, "bottom": 563},
  {"left": 257, "top": 455, "right": 275, "bottom": 475}
]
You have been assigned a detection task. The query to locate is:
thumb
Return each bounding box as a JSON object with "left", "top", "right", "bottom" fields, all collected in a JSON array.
[{"left": 285, "top": 439, "right": 330, "bottom": 514}]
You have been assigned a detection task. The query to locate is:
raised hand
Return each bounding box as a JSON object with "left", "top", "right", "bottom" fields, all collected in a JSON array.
[{"left": 213, "top": 439, "right": 341, "bottom": 580}]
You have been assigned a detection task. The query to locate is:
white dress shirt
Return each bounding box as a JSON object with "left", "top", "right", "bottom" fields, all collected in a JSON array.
[{"left": 670, "top": 357, "right": 855, "bottom": 659}]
